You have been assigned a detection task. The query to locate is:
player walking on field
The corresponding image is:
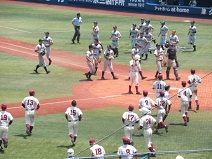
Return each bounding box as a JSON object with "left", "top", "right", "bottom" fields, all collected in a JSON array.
[
  {"left": 85, "top": 45, "right": 95, "bottom": 81},
  {"left": 137, "top": 18, "right": 146, "bottom": 32},
  {"left": 129, "top": 24, "right": 139, "bottom": 49},
  {"left": 92, "top": 38, "right": 103, "bottom": 75},
  {"left": 22, "top": 90, "right": 40, "bottom": 135},
  {"left": 187, "top": 69, "right": 201, "bottom": 110},
  {"left": 65, "top": 100, "right": 83, "bottom": 145},
  {"left": 101, "top": 45, "right": 118, "bottom": 80},
  {"left": 43, "top": 32, "right": 53, "bottom": 65},
  {"left": 117, "top": 137, "right": 137, "bottom": 159},
  {"left": 136, "top": 32, "right": 148, "bottom": 58},
  {"left": 91, "top": 21, "right": 100, "bottom": 44},
  {"left": 154, "top": 44, "right": 164, "bottom": 78},
  {"left": 144, "top": 29, "right": 153, "bottom": 60},
  {"left": 131, "top": 43, "right": 147, "bottom": 80},
  {"left": 110, "top": 26, "right": 121, "bottom": 57},
  {"left": 152, "top": 74, "right": 167, "bottom": 98},
  {"left": 89, "top": 138, "right": 105, "bottom": 158},
  {"left": 138, "top": 107, "right": 157, "bottom": 157},
  {"left": 139, "top": 90, "right": 155, "bottom": 111},
  {"left": 71, "top": 13, "right": 82, "bottom": 44},
  {"left": 169, "top": 30, "right": 179, "bottom": 47},
  {"left": 158, "top": 21, "right": 168, "bottom": 50},
  {"left": 122, "top": 105, "right": 139, "bottom": 142},
  {"left": 177, "top": 81, "right": 192, "bottom": 126},
  {"left": 34, "top": 39, "right": 50, "bottom": 74},
  {"left": 0, "top": 104, "right": 13, "bottom": 151},
  {"left": 188, "top": 20, "right": 197, "bottom": 51}
]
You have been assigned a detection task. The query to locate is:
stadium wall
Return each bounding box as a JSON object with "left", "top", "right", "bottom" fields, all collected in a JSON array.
[{"left": 21, "top": 0, "right": 212, "bottom": 17}]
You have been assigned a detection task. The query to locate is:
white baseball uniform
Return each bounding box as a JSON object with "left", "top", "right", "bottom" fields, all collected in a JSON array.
[
  {"left": 0, "top": 111, "right": 13, "bottom": 140},
  {"left": 90, "top": 144, "right": 105, "bottom": 159},
  {"left": 188, "top": 25, "right": 196, "bottom": 45},
  {"left": 177, "top": 87, "right": 192, "bottom": 117},
  {"left": 138, "top": 22, "right": 146, "bottom": 32},
  {"left": 139, "top": 114, "right": 156, "bottom": 148},
  {"left": 139, "top": 96, "right": 155, "bottom": 110},
  {"left": 35, "top": 43, "right": 46, "bottom": 67},
  {"left": 91, "top": 25, "right": 100, "bottom": 44},
  {"left": 137, "top": 36, "right": 148, "bottom": 56},
  {"left": 122, "top": 111, "right": 139, "bottom": 140},
  {"left": 92, "top": 43, "right": 102, "bottom": 60},
  {"left": 159, "top": 25, "right": 168, "bottom": 45},
  {"left": 152, "top": 80, "right": 167, "bottom": 98},
  {"left": 169, "top": 34, "right": 179, "bottom": 47},
  {"left": 144, "top": 24, "right": 154, "bottom": 33},
  {"left": 129, "top": 60, "right": 139, "bottom": 87},
  {"left": 43, "top": 36, "right": 53, "bottom": 60},
  {"left": 65, "top": 106, "right": 83, "bottom": 137},
  {"left": 117, "top": 144, "right": 137, "bottom": 159},
  {"left": 154, "top": 48, "right": 164, "bottom": 74},
  {"left": 111, "top": 30, "right": 121, "bottom": 49},
  {"left": 22, "top": 96, "right": 39, "bottom": 127},
  {"left": 102, "top": 48, "right": 114, "bottom": 72},
  {"left": 144, "top": 32, "right": 153, "bottom": 54},
  {"left": 188, "top": 74, "right": 201, "bottom": 101},
  {"left": 131, "top": 48, "right": 142, "bottom": 72},
  {"left": 129, "top": 28, "right": 139, "bottom": 48},
  {"left": 86, "top": 50, "right": 95, "bottom": 74}
]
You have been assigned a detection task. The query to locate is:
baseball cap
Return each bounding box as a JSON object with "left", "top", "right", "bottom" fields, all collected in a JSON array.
[
  {"left": 44, "top": 32, "right": 49, "bottom": 34},
  {"left": 132, "top": 23, "right": 136, "bottom": 26},
  {"left": 113, "top": 25, "right": 117, "bottom": 28},
  {"left": 141, "top": 18, "right": 144, "bottom": 20},
  {"left": 93, "top": 21, "right": 98, "bottom": 24},
  {"left": 77, "top": 13, "right": 80, "bottom": 15},
  {"left": 38, "top": 39, "right": 43, "bottom": 42}
]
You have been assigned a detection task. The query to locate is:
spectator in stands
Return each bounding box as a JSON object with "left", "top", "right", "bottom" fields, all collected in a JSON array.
[
  {"left": 173, "top": 0, "right": 178, "bottom": 5},
  {"left": 179, "top": 0, "right": 184, "bottom": 5},
  {"left": 160, "top": 0, "right": 167, "bottom": 5},
  {"left": 189, "top": 0, "right": 197, "bottom": 6}
]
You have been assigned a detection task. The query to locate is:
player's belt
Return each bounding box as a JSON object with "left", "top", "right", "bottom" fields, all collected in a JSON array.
[
  {"left": 126, "top": 125, "right": 134, "bottom": 127},
  {"left": 26, "top": 108, "right": 34, "bottom": 111},
  {"left": 112, "top": 40, "right": 118, "bottom": 42},
  {"left": 68, "top": 120, "right": 78, "bottom": 122},
  {"left": 130, "top": 71, "right": 138, "bottom": 72},
  {"left": 131, "top": 36, "right": 135, "bottom": 38},
  {"left": 161, "top": 35, "right": 166, "bottom": 36}
]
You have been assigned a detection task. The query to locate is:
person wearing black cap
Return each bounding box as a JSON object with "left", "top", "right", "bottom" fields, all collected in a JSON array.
[
  {"left": 71, "top": 13, "right": 82, "bottom": 44},
  {"left": 137, "top": 18, "right": 146, "bottom": 32},
  {"left": 129, "top": 24, "right": 139, "bottom": 49},
  {"left": 34, "top": 39, "right": 50, "bottom": 74},
  {"left": 188, "top": 20, "right": 197, "bottom": 51},
  {"left": 85, "top": 45, "right": 95, "bottom": 81},
  {"left": 110, "top": 25, "right": 121, "bottom": 57},
  {"left": 43, "top": 31, "right": 53, "bottom": 65},
  {"left": 91, "top": 21, "right": 99, "bottom": 44}
]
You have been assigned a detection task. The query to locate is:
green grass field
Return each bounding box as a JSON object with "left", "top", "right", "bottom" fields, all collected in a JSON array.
[{"left": 0, "top": 2, "right": 212, "bottom": 159}]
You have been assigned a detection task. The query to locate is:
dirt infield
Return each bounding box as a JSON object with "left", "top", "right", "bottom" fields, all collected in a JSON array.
[{"left": 0, "top": 1, "right": 211, "bottom": 118}]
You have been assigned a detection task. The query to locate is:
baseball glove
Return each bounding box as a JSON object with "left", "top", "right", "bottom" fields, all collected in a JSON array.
[
  {"left": 97, "top": 59, "right": 101, "bottom": 63},
  {"left": 163, "top": 59, "right": 167, "bottom": 66}
]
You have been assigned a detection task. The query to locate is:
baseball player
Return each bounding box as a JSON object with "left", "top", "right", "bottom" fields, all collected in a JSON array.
[
  {"left": 91, "top": 21, "right": 100, "bottom": 44},
  {"left": 122, "top": 105, "right": 139, "bottom": 141},
  {"left": 155, "top": 91, "right": 170, "bottom": 133},
  {"left": 110, "top": 26, "right": 121, "bottom": 57},
  {"left": 85, "top": 45, "right": 95, "bottom": 81},
  {"left": 65, "top": 100, "right": 83, "bottom": 145},
  {"left": 71, "top": 13, "right": 82, "bottom": 44},
  {"left": 101, "top": 45, "right": 118, "bottom": 80},
  {"left": 43, "top": 31, "right": 53, "bottom": 65},
  {"left": 128, "top": 57, "right": 141, "bottom": 94},
  {"left": 136, "top": 32, "right": 148, "bottom": 58},
  {"left": 131, "top": 43, "right": 147, "bottom": 80},
  {"left": 21, "top": 90, "right": 40, "bottom": 135},
  {"left": 138, "top": 107, "right": 157, "bottom": 157},
  {"left": 143, "top": 29, "right": 153, "bottom": 60},
  {"left": 92, "top": 38, "right": 103, "bottom": 75},
  {"left": 117, "top": 137, "right": 137, "bottom": 159},
  {"left": 138, "top": 90, "right": 155, "bottom": 111},
  {"left": 165, "top": 44, "right": 180, "bottom": 80},
  {"left": 67, "top": 148, "right": 74, "bottom": 158},
  {"left": 152, "top": 74, "right": 167, "bottom": 98},
  {"left": 177, "top": 81, "right": 192, "bottom": 126},
  {"left": 164, "top": 84, "right": 170, "bottom": 99},
  {"left": 0, "top": 104, "right": 13, "bottom": 151},
  {"left": 89, "top": 138, "right": 106, "bottom": 158},
  {"left": 129, "top": 24, "right": 139, "bottom": 48},
  {"left": 144, "top": 19, "right": 156, "bottom": 44},
  {"left": 154, "top": 44, "right": 164, "bottom": 78},
  {"left": 158, "top": 21, "right": 168, "bottom": 50},
  {"left": 188, "top": 21, "right": 197, "bottom": 51},
  {"left": 169, "top": 30, "right": 179, "bottom": 47},
  {"left": 34, "top": 39, "right": 50, "bottom": 74},
  {"left": 187, "top": 69, "right": 202, "bottom": 110},
  {"left": 137, "top": 18, "right": 146, "bottom": 32}
]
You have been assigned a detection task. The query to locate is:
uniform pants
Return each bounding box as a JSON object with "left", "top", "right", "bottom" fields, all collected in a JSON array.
[
  {"left": 160, "top": 35, "right": 166, "bottom": 45},
  {"left": 72, "top": 26, "right": 80, "bottom": 42},
  {"left": 157, "top": 109, "right": 166, "bottom": 123},
  {"left": 188, "top": 35, "right": 196, "bottom": 45},
  {"left": 45, "top": 47, "right": 51, "bottom": 59},
  {"left": 129, "top": 72, "right": 138, "bottom": 86},
  {"left": 131, "top": 37, "right": 136, "bottom": 48},
  {"left": 111, "top": 40, "right": 118, "bottom": 48},
  {"left": 145, "top": 43, "right": 150, "bottom": 54},
  {"left": 143, "top": 128, "right": 153, "bottom": 148},
  {"left": 156, "top": 60, "right": 162, "bottom": 73},
  {"left": 189, "top": 86, "right": 198, "bottom": 101},
  {"left": 25, "top": 110, "right": 36, "bottom": 126},
  {"left": 181, "top": 101, "right": 189, "bottom": 117},
  {"left": 124, "top": 126, "right": 134, "bottom": 140},
  {"left": 68, "top": 121, "right": 79, "bottom": 136},
  {"left": 102, "top": 59, "right": 113, "bottom": 72},
  {"left": 0, "top": 126, "right": 8, "bottom": 139},
  {"left": 87, "top": 61, "right": 95, "bottom": 74},
  {"left": 38, "top": 55, "right": 46, "bottom": 67}
]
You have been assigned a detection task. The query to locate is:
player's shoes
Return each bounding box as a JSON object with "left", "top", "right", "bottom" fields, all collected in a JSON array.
[
  {"left": 176, "top": 77, "right": 181, "bottom": 81},
  {"left": 34, "top": 69, "right": 38, "bottom": 74},
  {"left": 46, "top": 71, "right": 51, "bottom": 74},
  {"left": 196, "top": 105, "right": 199, "bottom": 110},
  {"left": 72, "top": 40, "right": 75, "bottom": 44},
  {"left": 101, "top": 77, "right": 105, "bottom": 80},
  {"left": 136, "top": 92, "right": 141, "bottom": 95},
  {"left": 142, "top": 76, "right": 147, "bottom": 80},
  {"left": 165, "top": 126, "right": 168, "bottom": 133},
  {"left": 184, "top": 122, "right": 187, "bottom": 126},
  {"left": 113, "top": 76, "right": 118, "bottom": 80},
  {"left": 128, "top": 91, "right": 133, "bottom": 94},
  {"left": 187, "top": 117, "right": 189, "bottom": 123},
  {"left": 49, "top": 59, "right": 52, "bottom": 65},
  {"left": 154, "top": 129, "right": 159, "bottom": 134},
  {"left": 188, "top": 105, "right": 192, "bottom": 110},
  {"left": 77, "top": 41, "right": 80, "bottom": 44},
  {"left": 87, "top": 78, "right": 93, "bottom": 81},
  {"left": 0, "top": 146, "right": 3, "bottom": 151},
  {"left": 3, "top": 141, "right": 8, "bottom": 148}
]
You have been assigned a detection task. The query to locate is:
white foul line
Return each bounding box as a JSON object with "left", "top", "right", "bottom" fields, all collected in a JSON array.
[{"left": 0, "top": 26, "right": 31, "bottom": 33}]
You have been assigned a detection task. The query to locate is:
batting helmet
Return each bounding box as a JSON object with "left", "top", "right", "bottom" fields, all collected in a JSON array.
[
  {"left": 181, "top": 81, "right": 187, "bottom": 87},
  {"left": 1, "top": 103, "right": 7, "bottom": 110},
  {"left": 143, "top": 90, "right": 148, "bottom": 96},
  {"left": 191, "top": 69, "right": 195, "bottom": 74},
  {"left": 128, "top": 105, "right": 134, "bottom": 111},
  {"left": 71, "top": 100, "right": 77, "bottom": 106},
  {"left": 89, "top": 138, "right": 96, "bottom": 145},
  {"left": 159, "top": 91, "right": 165, "bottom": 97},
  {"left": 122, "top": 137, "right": 131, "bottom": 144},
  {"left": 165, "top": 85, "right": 170, "bottom": 91},
  {"left": 158, "top": 74, "right": 163, "bottom": 80},
  {"left": 141, "top": 107, "right": 151, "bottom": 116},
  {"left": 29, "top": 90, "right": 35, "bottom": 96}
]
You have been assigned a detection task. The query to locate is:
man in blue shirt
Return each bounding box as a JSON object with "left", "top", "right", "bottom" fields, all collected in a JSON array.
[{"left": 71, "top": 13, "right": 82, "bottom": 44}]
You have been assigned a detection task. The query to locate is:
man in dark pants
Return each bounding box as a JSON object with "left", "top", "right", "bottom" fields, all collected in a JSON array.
[{"left": 71, "top": 13, "right": 82, "bottom": 44}]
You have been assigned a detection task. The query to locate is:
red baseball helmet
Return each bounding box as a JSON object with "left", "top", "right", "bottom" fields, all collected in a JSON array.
[
  {"left": 191, "top": 69, "right": 195, "bottom": 74},
  {"left": 182, "top": 81, "right": 187, "bottom": 87},
  {"left": 159, "top": 91, "right": 165, "bottom": 97},
  {"left": 122, "top": 137, "right": 131, "bottom": 144},
  {"left": 29, "top": 90, "right": 35, "bottom": 96},
  {"left": 128, "top": 105, "right": 134, "bottom": 111},
  {"left": 143, "top": 90, "right": 148, "bottom": 96},
  {"left": 1, "top": 103, "right": 7, "bottom": 110},
  {"left": 158, "top": 74, "right": 163, "bottom": 80},
  {"left": 89, "top": 138, "right": 96, "bottom": 145}
]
